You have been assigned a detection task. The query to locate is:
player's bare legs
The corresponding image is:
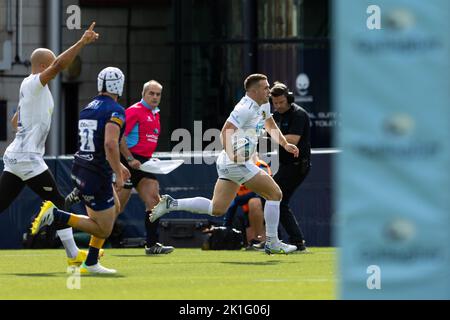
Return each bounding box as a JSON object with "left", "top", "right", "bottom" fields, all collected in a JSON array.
[
  {"left": 117, "top": 188, "right": 132, "bottom": 218},
  {"left": 32, "top": 199, "right": 116, "bottom": 239},
  {"left": 243, "top": 170, "right": 281, "bottom": 201},
  {"left": 210, "top": 179, "right": 241, "bottom": 216},
  {"left": 137, "top": 178, "right": 160, "bottom": 213},
  {"left": 31, "top": 187, "right": 121, "bottom": 273},
  {"left": 32, "top": 186, "right": 120, "bottom": 247},
  {"left": 80, "top": 186, "right": 121, "bottom": 273},
  {"left": 150, "top": 179, "right": 239, "bottom": 222}
]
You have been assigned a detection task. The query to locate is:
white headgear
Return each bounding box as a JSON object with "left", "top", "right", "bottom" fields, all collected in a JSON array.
[{"left": 97, "top": 67, "right": 125, "bottom": 97}]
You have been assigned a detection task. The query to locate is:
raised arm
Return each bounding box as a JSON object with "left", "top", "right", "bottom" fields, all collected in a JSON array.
[{"left": 39, "top": 22, "right": 99, "bottom": 86}]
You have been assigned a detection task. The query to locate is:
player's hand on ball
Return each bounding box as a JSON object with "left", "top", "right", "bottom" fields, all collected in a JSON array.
[
  {"left": 80, "top": 22, "right": 99, "bottom": 45},
  {"left": 284, "top": 143, "right": 299, "bottom": 158}
]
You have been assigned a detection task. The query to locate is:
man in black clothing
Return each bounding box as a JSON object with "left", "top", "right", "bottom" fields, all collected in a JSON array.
[{"left": 270, "top": 82, "right": 311, "bottom": 252}]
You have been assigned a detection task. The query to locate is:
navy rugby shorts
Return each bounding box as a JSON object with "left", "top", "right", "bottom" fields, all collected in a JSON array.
[{"left": 71, "top": 164, "right": 115, "bottom": 211}]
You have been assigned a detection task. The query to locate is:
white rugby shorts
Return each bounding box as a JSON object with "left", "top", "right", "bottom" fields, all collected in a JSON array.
[
  {"left": 3, "top": 152, "right": 48, "bottom": 181},
  {"left": 216, "top": 151, "right": 261, "bottom": 185}
]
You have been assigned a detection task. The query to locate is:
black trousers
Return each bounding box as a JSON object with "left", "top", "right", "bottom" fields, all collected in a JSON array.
[
  {"left": 273, "top": 159, "right": 310, "bottom": 244},
  {"left": 0, "top": 170, "right": 66, "bottom": 224}
]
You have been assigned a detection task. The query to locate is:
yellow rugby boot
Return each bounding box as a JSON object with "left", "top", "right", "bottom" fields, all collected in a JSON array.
[
  {"left": 67, "top": 248, "right": 105, "bottom": 267},
  {"left": 30, "top": 201, "right": 56, "bottom": 235}
]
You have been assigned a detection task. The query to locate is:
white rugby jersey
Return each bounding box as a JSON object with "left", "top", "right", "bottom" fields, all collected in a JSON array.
[
  {"left": 226, "top": 94, "right": 271, "bottom": 140},
  {"left": 220, "top": 95, "right": 271, "bottom": 164},
  {"left": 5, "top": 73, "right": 54, "bottom": 156}
]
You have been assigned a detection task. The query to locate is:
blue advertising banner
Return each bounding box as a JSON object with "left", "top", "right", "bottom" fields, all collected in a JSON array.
[
  {"left": 334, "top": 0, "right": 450, "bottom": 299},
  {"left": 0, "top": 151, "right": 335, "bottom": 248}
]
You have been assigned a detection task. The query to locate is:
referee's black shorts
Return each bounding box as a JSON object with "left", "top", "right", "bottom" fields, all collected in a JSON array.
[{"left": 120, "top": 153, "right": 157, "bottom": 190}]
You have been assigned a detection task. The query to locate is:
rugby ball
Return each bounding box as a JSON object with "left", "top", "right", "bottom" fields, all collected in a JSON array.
[{"left": 232, "top": 136, "right": 256, "bottom": 161}]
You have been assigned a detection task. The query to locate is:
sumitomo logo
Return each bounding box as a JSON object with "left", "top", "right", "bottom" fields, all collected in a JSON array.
[
  {"left": 359, "top": 243, "right": 443, "bottom": 263},
  {"left": 355, "top": 36, "right": 441, "bottom": 54},
  {"left": 295, "top": 73, "right": 313, "bottom": 103}
]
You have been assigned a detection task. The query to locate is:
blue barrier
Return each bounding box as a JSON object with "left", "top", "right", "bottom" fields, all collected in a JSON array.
[{"left": 0, "top": 151, "right": 336, "bottom": 248}]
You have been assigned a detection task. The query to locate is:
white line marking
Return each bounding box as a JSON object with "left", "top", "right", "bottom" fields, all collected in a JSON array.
[{"left": 255, "top": 278, "right": 334, "bottom": 283}]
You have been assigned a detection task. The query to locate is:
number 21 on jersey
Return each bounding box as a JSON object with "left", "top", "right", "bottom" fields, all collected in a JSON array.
[{"left": 79, "top": 119, "right": 98, "bottom": 152}]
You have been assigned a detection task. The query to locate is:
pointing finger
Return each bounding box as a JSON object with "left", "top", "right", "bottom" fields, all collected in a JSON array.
[{"left": 88, "top": 21, "right": 96, "bottom": 31}]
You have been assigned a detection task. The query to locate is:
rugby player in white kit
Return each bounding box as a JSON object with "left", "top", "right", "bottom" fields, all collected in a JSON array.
[
  {"left": 0, "top": 23, "right": 98, "bottom": 263},
  {"left": 151, "top": 74, "right": 299, "bottom": 254}
]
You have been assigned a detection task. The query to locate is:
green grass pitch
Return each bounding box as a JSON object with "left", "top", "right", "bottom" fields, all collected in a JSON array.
[{"left": 0, "top": 248, "right": 336, "bottom": 300}]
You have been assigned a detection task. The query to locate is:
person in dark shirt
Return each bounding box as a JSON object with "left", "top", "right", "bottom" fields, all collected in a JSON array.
[{"left": 269, "top": 82, "right": 311, "bottom": 252}]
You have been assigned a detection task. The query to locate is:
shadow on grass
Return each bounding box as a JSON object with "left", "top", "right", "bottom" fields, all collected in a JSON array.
[
  {"left": 8, "top": 272, "right": 67, "bottom": 277},
  {"left": 112, "top": 254, "right": 165, "bottom": 258},
  {"left": 221, "top": 261, "right": 283, "bottom": 266},
  {"left": 76, "top": 274, "right": 126, "bottom": 278},
  {"left": 8, "top": 272, "right": 125, "bottom": 278}
]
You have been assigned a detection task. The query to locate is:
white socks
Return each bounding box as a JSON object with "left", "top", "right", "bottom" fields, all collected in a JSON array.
[
  {"left": 56, "top": 227, "right": 79, "bottom": 259},
  {"left": 264, "top": 200, "right": 281, "bottom": 243},
  {"left": 176, "top": 197, "right": 214, "bottom": 215}
]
